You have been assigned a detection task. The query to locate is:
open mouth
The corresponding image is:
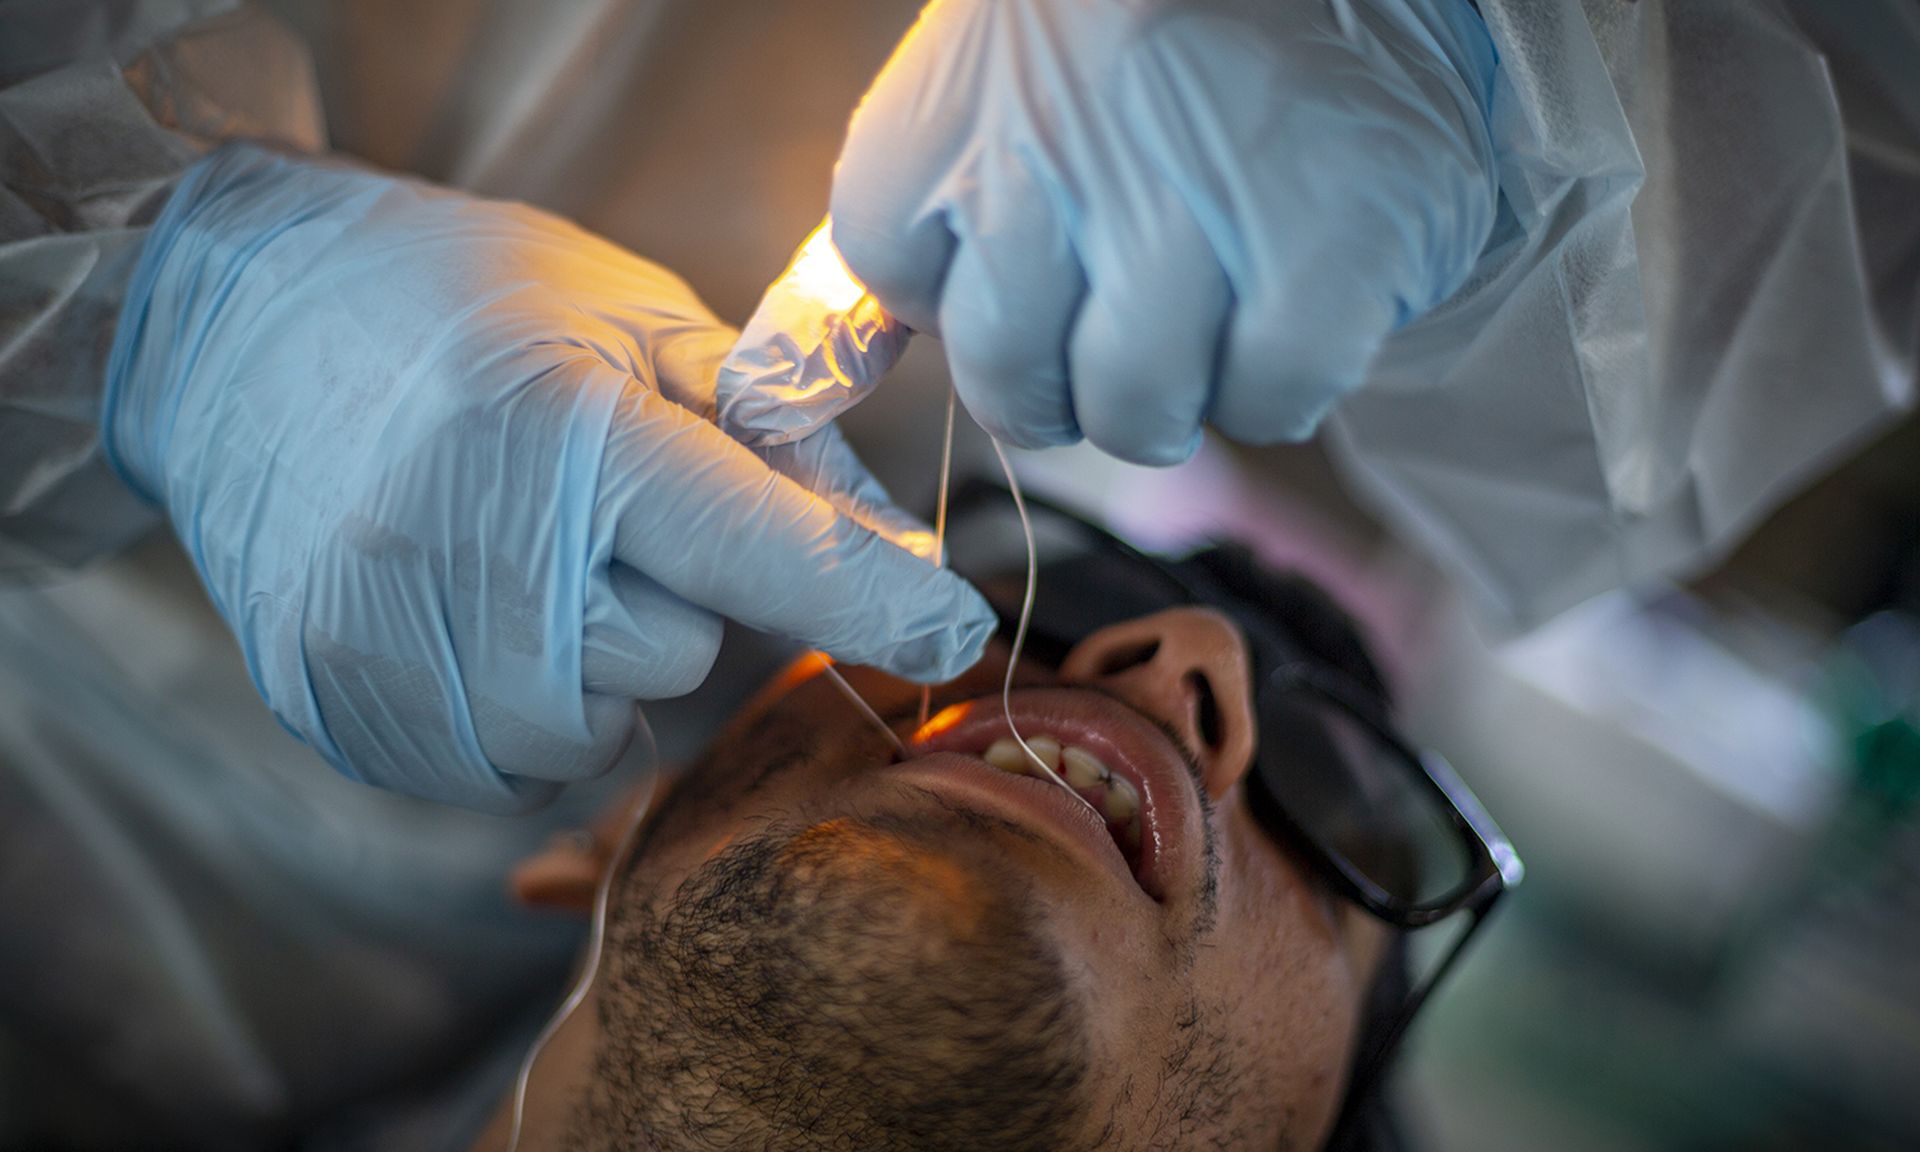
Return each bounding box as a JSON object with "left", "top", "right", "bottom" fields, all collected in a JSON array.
[
  {"left": 897, "top": 689, "right": 1200, "bottom": 902},
  {"left": 975, "top": 734, "right": 1144, "bottom": 869}
]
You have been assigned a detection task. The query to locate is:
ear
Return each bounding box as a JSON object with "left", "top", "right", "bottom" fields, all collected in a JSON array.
[
  {"left": 507, "top": 776, "right": 676, "bottom": 915},
  {"left": 510, "top": 832, "right": 608, "bottom": 915}
]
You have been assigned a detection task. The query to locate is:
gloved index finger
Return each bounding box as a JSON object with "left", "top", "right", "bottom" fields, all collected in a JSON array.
[
  {"left": 758, "top": 420, "right": 939, "bottom": 564},
  {"left": 599, "top": 375, "right": 992, "bottom": 683},
  {"left": 714, "top": 220, "right": 911, "bottom": 448}
]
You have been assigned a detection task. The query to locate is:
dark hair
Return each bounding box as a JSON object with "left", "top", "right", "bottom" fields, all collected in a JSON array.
[{"left": 1186, "top": 543, "right": 1393, "bottom": 704}]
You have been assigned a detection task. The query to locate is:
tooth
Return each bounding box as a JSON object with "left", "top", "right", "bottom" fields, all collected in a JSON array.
[
  {"left": 1061, "top": 746, "right": 1108, "bottom": 790},
  {"left": 984, "top": 738, "right": 1029, "bottom": 774},
  {"left": 1103, "top": 775, "right": 1139, "bottom": 823},
  {"left": 1023, "top": 735, "right": 1062, "bottom": 773}
]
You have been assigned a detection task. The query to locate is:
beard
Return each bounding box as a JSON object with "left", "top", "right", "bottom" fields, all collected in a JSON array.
[{"left": 567, "top": 813, "right": 1096, "bottom": 1152}]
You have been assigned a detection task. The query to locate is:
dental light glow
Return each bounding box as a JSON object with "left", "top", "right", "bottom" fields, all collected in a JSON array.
[
  {"left": 913, "top": 700, "right": 972, "bottom": 741},
  {"left": 786, "top": 220, "right": 868, "bottom": 314}
]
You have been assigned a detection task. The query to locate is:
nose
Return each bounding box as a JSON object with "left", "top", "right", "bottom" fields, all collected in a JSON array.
[{"left": 1058, "top": 607, "right": 1258, "bottom": 801}]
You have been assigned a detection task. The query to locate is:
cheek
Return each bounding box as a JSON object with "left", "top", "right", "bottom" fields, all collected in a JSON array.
[
  {"left": 1202, "top": 796, "right": 1374, "bottom": 1133},
  {"left": 1218, "top": 796, "right": 1346, "bottom": 960},
  {"left": 1028, "top": 882, "right": 1185, "bottom": 1064}
]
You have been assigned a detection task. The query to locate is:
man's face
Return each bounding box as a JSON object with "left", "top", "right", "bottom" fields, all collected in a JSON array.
[{"left": 508, "top": 608, "right": 1390, "bottom": 1151}]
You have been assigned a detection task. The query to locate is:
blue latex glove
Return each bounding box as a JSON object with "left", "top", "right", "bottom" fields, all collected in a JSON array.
[
  {"left": 719, "top": 0, "right": 1499, "bottom": 465},
  {"left": 104, "top": 143, "right": 993, "bottom": 812}
]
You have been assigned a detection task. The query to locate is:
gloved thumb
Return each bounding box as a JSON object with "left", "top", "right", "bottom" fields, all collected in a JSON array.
[{"left": 715, "top": 218, "right": 911, "bottom": 448}]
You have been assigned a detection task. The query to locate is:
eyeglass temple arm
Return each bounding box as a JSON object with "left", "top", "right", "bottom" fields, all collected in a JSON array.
[
  {"left": 1422, "top": 751, "right": 1525, "bottom": 889},
  {"left": 1338, "top": 883, "right": 1507, "bottom": 1122}
]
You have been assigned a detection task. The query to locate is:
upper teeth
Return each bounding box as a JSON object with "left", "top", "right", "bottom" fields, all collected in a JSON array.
[
  {"left": 1061, "top": 746, "right": 1105, "bottom": 789},
  {"left": 984, "top": 735, "right": 1075, "bottom": 778},
  {"left": 981, "top": 735, "right": 1143, "bottom": 859},
  {"left": 1024, "top": 736, "right": 1062, "bottom": 772}
]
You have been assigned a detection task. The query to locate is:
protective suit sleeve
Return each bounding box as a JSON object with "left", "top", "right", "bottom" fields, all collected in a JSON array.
[
  {"left": 1324, "top": 0, "right": 1920, "bottom": 626},
  {"left": 0, "top": 2, "right": 323, "bottom": 575}
]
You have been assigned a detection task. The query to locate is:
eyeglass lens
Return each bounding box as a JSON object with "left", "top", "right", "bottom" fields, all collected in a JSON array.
[{"left": 1260, "top": 692, "right": 1474, "bottom": 909}]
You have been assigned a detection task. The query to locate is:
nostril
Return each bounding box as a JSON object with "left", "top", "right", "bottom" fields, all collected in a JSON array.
[
  {"left": 1095, "top": 639, "right": 1160, "bottom": 677},
  {"left": 1186, "top": 671, "right": 1222, "bottom": 750}
]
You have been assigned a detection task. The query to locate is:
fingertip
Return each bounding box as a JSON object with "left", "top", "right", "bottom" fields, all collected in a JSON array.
[
  {"left": 975, "top": 413, "right": 1079, "bottom": 452},
  {"left": 579, "top": 692, "right": 642, "bottom": 768},
  {"left": 950, "top": 364, "right": 1081, "bottom": 449},
  {"left": 712, "top": 360, "right": 816, "bottom": 448},
  {"left": 1212, "top": 295, "right": 1385, "bottom": 445},
  {"left": 934, "top": 181, "right": 1086, "bottom": 453},
  {"left": 1067, "top": 359, "right": 1205, "bottom": 466},
  {"left": 938, "top": 598, "right": 999, "bottom": 680},
  {"left": 712, "top": 360, "right": 803, "bottom": 449},
  {"left": 633, "top": 630, "right": 722, "bottom": 699},
  {"left": 1063, "top": 187, "right": 1224, "bottom": 468},
  {"left": 1211, "top": 358, "right": 1365, "bottom": 446},
  {"left": 1218, "top": 383, "right": 1342, "bottom": 445},
  {"left": 866, "top": 577, "right": 997, "bottom": 683},
  {"left": 1090, "top": 424, "right": 1202, "bottom": 467}
]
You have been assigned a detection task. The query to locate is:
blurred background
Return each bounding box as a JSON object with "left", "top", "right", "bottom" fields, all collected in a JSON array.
[{"left": 1395, "top": 412, "right": 1920, "bottom": 1152}]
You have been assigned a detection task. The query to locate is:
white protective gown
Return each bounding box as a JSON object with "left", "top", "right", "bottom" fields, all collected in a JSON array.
[{"left": 1, "top": 0, "right": 1917, "bottom": 1146}]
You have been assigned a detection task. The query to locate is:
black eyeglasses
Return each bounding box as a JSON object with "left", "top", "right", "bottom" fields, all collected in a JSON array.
[{"left": 941, "top": 478, "right": 1522, "bottom": 1110}]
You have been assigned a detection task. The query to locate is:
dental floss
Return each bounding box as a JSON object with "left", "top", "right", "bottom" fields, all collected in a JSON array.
[
  {"left": 505, "top": 714, "right": 660, "bottom": 1152},
  {"left": 919, "top": 387, "right": 958, "bottom": 729},
  {"left": 990, "top": 438, "right": 1103, "bottom": 819},
  {"left": 819, "top": 659, "right": 909, "bottom": 756}
]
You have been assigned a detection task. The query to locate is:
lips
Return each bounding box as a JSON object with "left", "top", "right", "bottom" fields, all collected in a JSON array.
[{"left": 899, "top": 689, "right": 1202, "bottom": 902}]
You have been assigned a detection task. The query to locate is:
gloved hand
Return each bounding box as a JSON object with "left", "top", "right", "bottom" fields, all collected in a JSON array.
[
  {"left": 719, "top": 0, "right": 1500, "bottom": 465},
  {"left": 104, "top": 143, "right": 993, "bottom": 812}
]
